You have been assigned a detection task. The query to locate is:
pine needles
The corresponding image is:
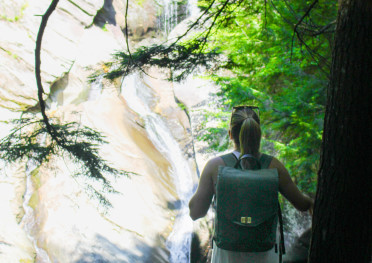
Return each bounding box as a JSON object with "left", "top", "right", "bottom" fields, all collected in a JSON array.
[
  {"left": 90, "top": 40, "right": 223, "bottom": 83},
  {"left": 0, "top": 116, "right": 130, "bottom": 208}
]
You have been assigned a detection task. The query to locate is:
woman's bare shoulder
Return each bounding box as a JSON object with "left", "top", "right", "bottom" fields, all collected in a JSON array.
[
  {"left": 203, "top": 156, "right": 225, "bottom": 172},
  {"left": 268, "top": 156, "right": 286, "bottom": 170},
  {"left": 208, "top": 156, "right": 226, "bottom": 166}
]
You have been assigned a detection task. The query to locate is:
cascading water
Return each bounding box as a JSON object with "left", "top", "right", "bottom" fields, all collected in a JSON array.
[
  {"left": 21, "top": 158, "right": 51, "bottom": 263},
  {"left": 157, "top": 0, "right": 179, "bottom": 36},
  {"left": 87, "top": 75, "right": 104, "bottom": 101},
  {"left": 121, "top": 73, "right": 194, "bottom": 263}
]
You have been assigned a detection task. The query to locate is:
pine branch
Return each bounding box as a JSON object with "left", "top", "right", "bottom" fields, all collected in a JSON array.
[
  {"left": 0, "top": 117, "right": 134, "bottom": 208},
  {"left": 98, "top": 40, "right": 223, "bottom": 82}
]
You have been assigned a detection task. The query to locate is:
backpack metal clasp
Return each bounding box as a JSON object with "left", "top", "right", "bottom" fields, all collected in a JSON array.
[{"left": 241, "top": 217, "right": 252, "bottom": 224}]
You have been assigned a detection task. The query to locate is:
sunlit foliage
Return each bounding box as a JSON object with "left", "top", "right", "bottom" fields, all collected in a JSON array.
[{"left": 197, "top": 0, "right": 337, "bottom": 193}]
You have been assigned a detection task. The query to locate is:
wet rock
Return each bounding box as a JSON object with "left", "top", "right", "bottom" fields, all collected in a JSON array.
[
  {"left": 0, "top": 0, "right": 129, "bottom": 112},
  {"left": 0, "top": 164, "right": 35, "bottom": 262},
  {"left": 0, "top": 0, "right": 211, "bottom": 261},
  {"left": 190, "top": 218, "right": 213, "bottom": 263},
  {"left": 110, "top": 0, "right": 157, "bottom": 38},
  {"left": 283, "top": 228, "right": 311, "bottom": 263}
]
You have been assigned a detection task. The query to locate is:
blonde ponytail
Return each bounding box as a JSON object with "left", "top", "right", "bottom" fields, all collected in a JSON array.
[
  {"left": 239, "top": 117, "right": 261, "bottom": 169},
  {"left": 230, "top": 107, "right": 261, "bottom": 169}
]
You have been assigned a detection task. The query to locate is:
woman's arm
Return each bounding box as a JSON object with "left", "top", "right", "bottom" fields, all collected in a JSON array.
[
  {"left": 189, "top": 157, "right": 223, "bottom": 220},
  {"left": 271, "top": 157, "right": 314, "bottom": 212}
]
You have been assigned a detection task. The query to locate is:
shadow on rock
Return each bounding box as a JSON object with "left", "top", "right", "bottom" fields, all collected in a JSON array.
[
  {"left": 74, "top": 234, "right": 169, "bottom": 263},
  {"left": 167, "top": 199, "right": 182, "bottom": 210}
]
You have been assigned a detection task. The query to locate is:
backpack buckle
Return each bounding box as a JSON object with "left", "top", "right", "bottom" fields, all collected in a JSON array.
[{"left": 240, "top": 217, "right": 252, "bottom": 224}]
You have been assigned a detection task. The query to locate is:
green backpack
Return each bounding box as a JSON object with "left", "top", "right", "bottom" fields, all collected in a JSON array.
[{"left": 213, "top": 153, "right": 285, "bottom": 259}]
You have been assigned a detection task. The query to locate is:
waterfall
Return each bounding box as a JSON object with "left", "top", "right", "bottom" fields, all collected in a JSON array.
[
  {"left": 87, "top": 75, "right": 104, "bottom": 101},
  {"left": 21, "top": 158, "right": 52, "bottom": 263},
  {"left": 158, "top": 0, "right": 179, "bottom": 36},
  {"left": 186, "top": 0, "right": 200, "bottom": 18},
  {"left": 121, "top": 73, "right": 194, "bottom": 263}
]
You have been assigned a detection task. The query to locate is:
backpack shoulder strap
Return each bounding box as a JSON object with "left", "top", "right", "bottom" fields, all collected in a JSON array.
[
  {"left": 259, "top": 153, "right": 273, "bottom": 169},
  {"left": 260, "top": 153, "right": 286, "bottom": 261},
  {"left": 220, "top": 153, "right": 273, "bottom": 169},
  {"left": 220, "top": 153, "right": 238, "bottom": 167}
]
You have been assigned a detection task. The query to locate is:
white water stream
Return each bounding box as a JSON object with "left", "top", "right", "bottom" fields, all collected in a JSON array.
[
  {"left": 21, "top": 159, "right": 52, "bottom": 263},
  {"left": 87, "top": 75, "right": 104, "bottom": 101},
  {"left": 158, "top": 0, "right": 179, "bottom": 36},
  {"left": 121, "top": 73, "right": 194, "bottom": 263}
]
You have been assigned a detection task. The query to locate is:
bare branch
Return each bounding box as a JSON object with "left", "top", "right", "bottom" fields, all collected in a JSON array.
[
  {"left": 124, "top": 0, "right": 132, "bottom": 72},
  {"left": 199, "top": 0, "right": 231, "bottom": 53},
  {"left": 299, "top": 20, "right": 336, "bottom": 37},
  {"left": 294, "top": 0, "right": 319, "bottom": 31},
  {"left": 35, "top": 0, "right": 62, "bottom": 145},
  {"left": 122, "top": 0, "right": 157, "bottom": 79},
  {"left": 290, "top": 0, "right": 319, "bottom": 61},
  {"left": 169, "top": 0, "right": 218, "bottom": 47}
]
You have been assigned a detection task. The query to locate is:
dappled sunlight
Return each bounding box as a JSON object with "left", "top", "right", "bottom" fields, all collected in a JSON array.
[{"left": 0, "top": 0, "right": 343, "bottom": 261}]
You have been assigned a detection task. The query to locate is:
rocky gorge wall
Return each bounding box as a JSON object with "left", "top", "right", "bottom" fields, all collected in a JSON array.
[
  {"left": 0, "top": 1, "right": 312, "bottom": 262},
  {"left": 0, "top": 0, "right": 215, "bottom": 262}
]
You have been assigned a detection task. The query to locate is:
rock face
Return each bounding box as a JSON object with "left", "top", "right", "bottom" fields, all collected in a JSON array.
[
  {"left": 0, "top": 0, "right": 200, "bottom": 262},
  {"left": 0, "top": 1, "right": 314, "bottom": 262},
  {"left": 283, "top": 228, "right": 311, "bottom": 263}
]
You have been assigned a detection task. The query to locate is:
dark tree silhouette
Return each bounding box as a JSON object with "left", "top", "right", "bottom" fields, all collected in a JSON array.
[{"left": 309, "top": 0, "right": 372, "bottom": 262}]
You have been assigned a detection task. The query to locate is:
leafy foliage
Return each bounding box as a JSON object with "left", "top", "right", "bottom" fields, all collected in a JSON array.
[
  {"left": 0, "top": 116, "right": 130, "bottom": 207},
  {"left": 196, "top": 109, "right": 230, "bottom": 152},
  {"left": 196, "top": 0, "right": 336, "bottom": 193}
]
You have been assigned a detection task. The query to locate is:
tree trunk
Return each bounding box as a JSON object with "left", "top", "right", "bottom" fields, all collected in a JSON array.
[{"left": 309, "top": 0, "right": 372, "bottom": 262}]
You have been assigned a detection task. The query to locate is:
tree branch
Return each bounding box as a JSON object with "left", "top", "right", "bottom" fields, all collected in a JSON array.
[
  {"left": 299, "top": 20, "right": 336, "bottom": 37},
  {"left": 35, "top": 0, "right": 62, "bottom": 145},
  {"left": 199, "top": 0, "right": 231, "bottom": 53},
  {"left": 124, "top": 0, "right": 132, "bottom": 72},
  {"left": 169, "top": 0, "right": 217, "bottom": 47},
  {"left": 290, "top": 0, "right": 319, "bottom": 61},
  {"left": 123, "top": 0, "right": 156, "bottom": 79}
]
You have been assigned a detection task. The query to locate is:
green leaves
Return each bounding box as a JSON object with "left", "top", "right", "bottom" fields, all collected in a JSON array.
[
  {"left": 196, "top": 0, "right": 336, "bottom": 193},
  {"left": 197, "top": 109, "right": 231, "bottom": 152}
]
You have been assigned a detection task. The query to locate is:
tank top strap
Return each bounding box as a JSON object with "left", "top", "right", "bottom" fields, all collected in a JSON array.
[{"left": 220, "top": 153, "right": 238, "bottom": 167}]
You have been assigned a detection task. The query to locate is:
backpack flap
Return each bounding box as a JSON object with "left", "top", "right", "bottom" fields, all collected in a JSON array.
[
  {"left": 217, "top": 166, "right": 279, "bottom": 222},
  {"left": 214, "top": 166, "right": 279, "bottom": 251}
]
